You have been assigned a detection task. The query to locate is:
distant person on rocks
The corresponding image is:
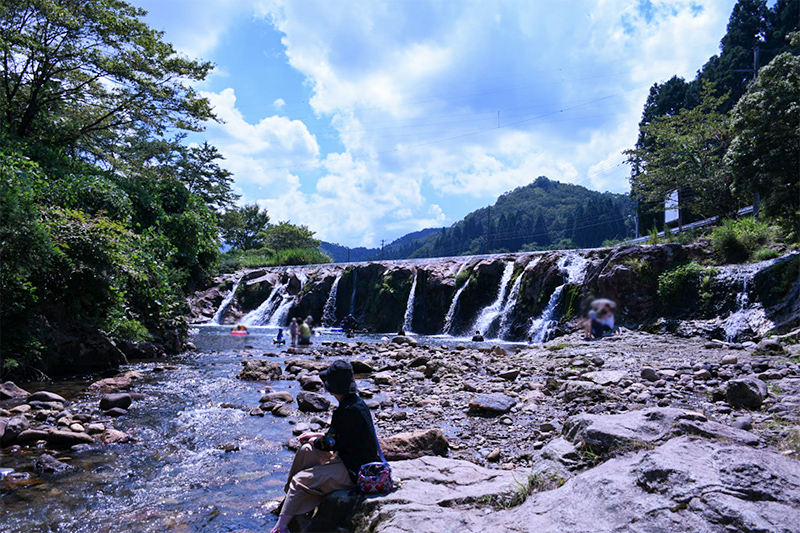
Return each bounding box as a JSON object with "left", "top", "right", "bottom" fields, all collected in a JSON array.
[
  {"left": 270, "top": 360, "right": 383, "bottom": 533},
  {"left": 397, "top": 325, "right": 406, "bottom": 336},
  {"left": 583, "top": 299, "right": 617, "bottom": 340},
  {"left": 274, "top": 329, "right": 285, "bottom": 345},
  {"left": 342, "top": 314, "right": 358, "bottom": 332},
  {"left": 289, "top": 318, "right": 299, "bottom": 346},
  {"left": 299, "top": 319, "right": 313, "bottom": 345},
  {"left": 472, "top": 330, "right": 484, "bottom": 342},
  {"left": 527, "top": 336, "right": 533, "bottom": 344}
]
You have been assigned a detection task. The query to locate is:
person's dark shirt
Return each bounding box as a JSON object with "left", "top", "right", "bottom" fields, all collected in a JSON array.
[{"left": 314, "top": 393, "right": 380, "bottom": 480}]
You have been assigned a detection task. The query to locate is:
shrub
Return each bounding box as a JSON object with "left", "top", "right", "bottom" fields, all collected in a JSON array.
[
  {"left": 658, "top": 261, "right": 716, "bottom": 311},
  {"left": 753, "top": 248, "right": 780, "bottom": 262},
  {"left": 710, "top": 218, "right": 781, "bottom": 264},
  {"left": 271, "top": 248, "right": 332, "bottom": 266}
]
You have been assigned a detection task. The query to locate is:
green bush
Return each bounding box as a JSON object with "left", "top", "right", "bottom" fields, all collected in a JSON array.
[
  {"left": 710, "top": 218, "right": 781, "bottom": 264},
  {"left": 753, "top": 248, "right": 780, "bottom": 262},
  {"left": 658, "top": 261, "right": 716, "bottom": 311},
  {"left": 271, "top": 248, "right": 332, "bottom": 266}
]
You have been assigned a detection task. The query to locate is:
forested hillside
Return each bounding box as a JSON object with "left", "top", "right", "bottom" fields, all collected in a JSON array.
[{"left": 323, "top": 176, "right": 632, "bottom": 261}]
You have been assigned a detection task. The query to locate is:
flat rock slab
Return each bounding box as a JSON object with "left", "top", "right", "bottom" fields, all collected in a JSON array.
[
  {"left": 329, "top": 437, "right": 800, "bottom": 533},
  {"left": 380, "top": 429, "right": 449, "bottom": 461},
  {"left": 468, "top": 393, "right": 516, "bottom": 415},
  {"left": 582, "top": 370, "right": 628, "bottom": 386},
  {"left": 0, "top": 381, "right": 29, "bottom": 399},
  {"left": 236, "top": 359, "right": 282, "bottom": 381}
]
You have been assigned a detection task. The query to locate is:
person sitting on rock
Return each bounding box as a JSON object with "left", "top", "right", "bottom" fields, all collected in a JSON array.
[
  {"left": 299, "top": 319, "right": 313, "bottom": 345},
  {"left": 271, "top": 360, "right": 382, "bottom": 533},
  {"left": 396, "top": 325, "right": 406, "bottom": 336},
  {"left": 342, "top": 314, "right": 358, "bottom": 332},
  {"left": 583, "top": 299, "right": 617, "bottom": 340},
  {"left": 472, "top": 330, "right": 484, "bottom": 342},
  {"left": 274, "top": 329, "right": 285, "bottom": 344}
]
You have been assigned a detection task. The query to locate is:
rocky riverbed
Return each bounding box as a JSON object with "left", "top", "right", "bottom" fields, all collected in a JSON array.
[{"left": 2, "top": 328, "right": 800, "bottom": 532}]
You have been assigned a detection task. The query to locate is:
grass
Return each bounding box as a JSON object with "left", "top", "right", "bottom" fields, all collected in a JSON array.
[
  {"left": 218, "top": 247, "right": 332, "bottom": 273},
  {"left": 547, "top": 342, "right": 571, "bottom": 351},
  {"left": 779, "top": 429, "right": 800, "bottom": 460},
  {"left": 483, "top": 472, "right": 566, "bottom": 509},
  {"left": 710, "top": 217, "right": 782, "bottom": 264}
]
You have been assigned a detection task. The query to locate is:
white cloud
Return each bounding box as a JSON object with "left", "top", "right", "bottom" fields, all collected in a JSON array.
[{"left": 273, "top": 98, "right": 286, "bottom": 109}]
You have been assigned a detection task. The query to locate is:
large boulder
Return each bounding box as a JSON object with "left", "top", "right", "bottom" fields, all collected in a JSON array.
[
  {"left": 1, "top": 416, "right": 30, "bottom": 446},
  {"left": 285, "top": 358, "right": 330, "bottom": 374},
  {"left": 237, "top": 359, "right": 282, "bottom": 381},
  {"left": 725, "top": 377, "right": 767, "bottom": 410},
  {"left": 468, "top": 393, "right": 516, "bottom": 415},
  {"left": 27, "top": 391, "right": 67, "bottom": 403},
  {"left": 34, "top": 454, "right": 76, "bottom": 475},
  {"left": 99, "top": 393, "right": 132, "bottom": 411},
  {"left": 296, "top": 391, "right": 331, "bottom": 412},
  {"left": 313, "top": 437, "right": 800, "bottom": 533},
  {"left": 88, "top": 376, "right": 132, "bottom": 394},
  {"left": 379, "top": 429, "right": 449, "bottom": 461},
  {"left": 0, "top": 381, "right": 29, "bottom": 399}
]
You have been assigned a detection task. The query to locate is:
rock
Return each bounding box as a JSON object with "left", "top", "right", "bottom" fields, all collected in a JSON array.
[
  {"left": 249, "top": 408, "right": 265, "bottom": 417},
  {"left": 101, "top": 429, "right": 131, "bottom": 444},
  {"left": 99, "top": 393, "right": 132, "bottom": 411},
  {"left": 489, "top": 346, "right": 507, "bottom": 357},
  {"left": 640, "top": 367, "right": 659, "bottom": 382},
  {"left": 272, "top": 403, "right": 295, "bottom": 417},
  {"left": 756, "top": 338, "right": 785, "bottom": 354},
  {"left": 45, "top": 430, "right": 95, "bottom": 448},
  {"left": 725, "top": 377, "right": 767, "bottom": 410},
  {"left": 721, "top": 354, "right": 738, "bottom": 365},
  {"left": 69, "top": 423, "right": 85, "bottom": 433},
  {"left": 380, "top": 429, "right": 449, "bottom": 461},
  {"left": 351, "top": 360, "right": 375, "bottom": 374},
  {"left": 296, "top": 391, "right": 331, "bottom": 412},
  {"left": 34, "top": 454, "right": 75, "bottom": 475},
  {"left": 237, "top": 359, "right": 282, "bottom": 381},
  {"left": 88, "top": 376, "right": 131, "bottom": 394},
  {"left": 14, "top": 429, "right": 49, "bottom": 445},
  {"left": 498, "top": 369, "right": 520, "bottom": 381},
  {"left": 409, "top": 356, "right": 429, "bottom": 368},
  {"left": 583, "top": 370, "right": 627, "bottom": 386},
  {"left": 486, "top": 448, "right": 501, "bottom": 462},
  {"left": 299, "top": 374, "right": 324, "bottom": 392},
  {"left": 0, "top": 381, "right": 29, "bottom": 399},
  {"left": 104, "top": 407, "right": 128, "bottom": 417},
  {"left": 373, "top": 372, "right": 393, "bottom": 385},
  {"left": 468, "top": 393, "right": 516, "bottom": 415},
  {"left": 285, "top": 358, "right": 330, "bottom": 373},
  {"left": 27, "top": 391, "right": 67, "bottom": 403},
  {"left": 261, "top": 391, "right": 293, "bottom": 404},
  {"left": 391, "top": 336, "right": 418, "bottom": 346},
  {"left": 1, "top": 416, "right": 30, "bottom": 446},
  {"left": 694, "top": 369, "right": 712, "bottom": 380},
  {"left": 564, "top": 381, "right": 606, "bottom": 402},
  {"left": 86, "top": 423, "right": 106, "bottom": 434},
  {"left": 732, "top": 417, "right": 753, "bottom": 431}
]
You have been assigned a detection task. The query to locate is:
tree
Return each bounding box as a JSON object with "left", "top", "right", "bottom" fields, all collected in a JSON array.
[
  {"left": 532, "top": 213, "right": 550, "bottom": 247},
  {"left": 177, "top": 142, "right": 238, "bottom": 212},
  {"left": 726, "top": 46, "right": 800, "bottom": 228},
  {"left": 625, "top": 83, "right": 736, "bottom": 220},
  {"left": 219, "top": 203, "right": 270, "bottom": 251},
  {"left": 259, "top": 221, "right": 320, "bottom": 252},
  {"left": 0, "top": 0, "right": 214, "bottom": 156}
]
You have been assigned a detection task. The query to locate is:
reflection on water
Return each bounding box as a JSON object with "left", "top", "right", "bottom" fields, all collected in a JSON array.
[{"left": 1, "top": 326, "right": 521, "bottom": 532}]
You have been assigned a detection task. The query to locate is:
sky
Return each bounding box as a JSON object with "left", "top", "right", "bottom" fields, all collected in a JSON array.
[{"left": 132, "top": 0, "right": 738, "bottom": 248}]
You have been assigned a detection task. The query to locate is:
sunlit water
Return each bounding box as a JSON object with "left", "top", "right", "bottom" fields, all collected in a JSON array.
[{"left": 1, "top": 326, "right": 518, "bottom": 532}]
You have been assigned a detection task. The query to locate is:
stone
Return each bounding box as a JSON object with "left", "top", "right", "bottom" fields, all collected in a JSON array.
[
  {"left": 351, "top": 360, "right": 375, "bottom": 374},
  {"left": 489, "top": 346, "right": 508, "bottom": 357},
  {"left": 86, "top": 423, "right": 106, "bottom": 434},
  {"left": 0, "top": 381, "right": 29, "bottom": 399},
  {"left": 272, "top": 404, "right": 295, "bottom": 417},
  {"left": 249, "top": 408, "right": 265, "bottom": 417},
  {"left": 88, "top": 376, "right": 131, "bottom": 394},
  {"left": 640, "top": 367, "right": 659, "bottom": 382},
  {"left": 725, "top": 377, "right": 767, "bottom": 410},
  {"left": 104, "top": 407, "right": 128, "bottom": 417},
  {"left": 237, "top": 359, "right": 282, "bottom": 381},
  {"left": 34, "top": 454, "right": 75, "bottom": 475},
  {"left": 583, "top": 370, "right": 627, "bottom": 386},
  {"left": 1, "top": 416, "right": 30, "bottom": 446},
  {"left": 380, "top": 429, "right": 449, "bottom": 461},
  {"left": 285, "top": 358, "right": 330, "bottom": 373},
  {"left": 27, "top": 391, "right": 67, "bottom": 403},
  {"left": 45, "top": 430, "right": 95, "bottom": 448},
  {"left": 101, "top": 429, "right": 131, "bottom": 444},
  {"left": 468, "top": 393, "right": 516, "bottom": 415},
  {"left": 373, "top": 372, "right": 393, "bottom": 385},
  {"left": 498, "top": 369, "right": 520, "bottom": 381},
  {"left": 296, "top": 391, "right": 331, "bottom": 412},
  {"left": 721, "top": 354, "right": 738, "bottom": 365},
  {"left": 14, "top": 429, "right": 49, "bottom": 445},
  {"left": 564, "top": 381, "right": 606, "bottom": 402},
  {"left": 261, "top": 391, "right": 293, "bottom": 404},
  {"left": 756, "top": 338, "right": 784, "bottom": 354},
  {"left": 694, "top": 369, "right": 712, "bottom": 380},
  {"left": 486, "top": 448, "right": 501, "bottom": 462},
  {"left": 99, "top": 393, "right": 132, "bottom": 411},
  {"left": 299, "top": 374, "right": 324, "bottom": 392},
  {"left": 391, "top": 336, "right": 418, "bottom": 346},
  {"left": 69, "top": 423, "right": 85, "bottom": 433}
]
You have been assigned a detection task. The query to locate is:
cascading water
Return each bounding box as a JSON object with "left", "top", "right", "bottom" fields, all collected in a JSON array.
[
  {"left": 498, "top": 256, "right": 540, "bottom": 339},
  {"left": 210, "top": 277, "right": 242, "bottom": 324},
  {"left": 403, "top": 271, "right": 418, "bottom": 332},
  {"left": 322, "top": 274, "right": 342, "bottom": 326},
  {"left": 528, "top": 253, "right": 589, "bottom": 342},
  {"left": 240, "top": 282, "right": 284, "bottom": 326},
  {"left": 444, "top": 281, "right": 469, "bottom": 335},
  {"left": 349, "top": 270, "right": 358, "bottom": 315},
  {"left": 472, "top": 262, "right": 515, "bottom": 337},
  {"left": 268, "top": 273, "right": 307, "bottom": 327}
]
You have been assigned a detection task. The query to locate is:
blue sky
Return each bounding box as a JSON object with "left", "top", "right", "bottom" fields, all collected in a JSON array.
[{"left": 133, "top": 0, "right": 737, "bottom": 247}]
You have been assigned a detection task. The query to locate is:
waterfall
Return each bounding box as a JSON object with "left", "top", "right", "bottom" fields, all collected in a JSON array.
[
  {"left": 498, "top": 273, "right": 523, "bottom": 338},
  {"left": 322, "top": 274, "right": 342, "bottom": 327},
  {"left": 349, "top": 270, "right": 358, "bottom": 315},
  {"left": 472, "top": 262, "right": 515, "bottom": 337},
  {"left": 403, "top": 271, "right": 418, "bottom": 332},
  {"left": 528, "top": 252, "right": 589, "bottom": 342},
  {"left": 444, "top": 280, "right": 469, "bottom": 335},
  {"left": 268, "top": 273, "right": 307, "bottom": 327},
  {"left": 241, "top": 282, "right": 284, "bottom": 326},
  {"left": 210, "top": 277, "right": 242, "bottom": 324}
]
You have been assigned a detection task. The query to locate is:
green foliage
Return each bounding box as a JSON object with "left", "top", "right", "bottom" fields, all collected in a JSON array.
[
  {"left": 658, "top": 261, "right": 717, "bottom": 311},
  {"left": 259, "top": 222, "right": 321, "bottom": 252},
  {"left": 271, "top": 248, "right": 331, "bottom": 266},
  {"left": 176, "top": 142, "right": 238, "bottom": 212},
  {"left": 710, "top": 218, "right": 782, "bottom": 263},
  {"left": 726, "top": 52, "right": 800, "bottom": 229},
  {"left": 218, "top": 247, "right": 331, "bottom": 272},
  {"left": 753, "top": 248, "right": 781, "bottom": 261},
  {"left": 219, "top": 203, "right": 271, "bottom": 251}
]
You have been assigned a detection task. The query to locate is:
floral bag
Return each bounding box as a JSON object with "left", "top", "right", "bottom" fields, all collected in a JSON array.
[{"left": 357, "top": 424, "right": 393, "bottom": 494}]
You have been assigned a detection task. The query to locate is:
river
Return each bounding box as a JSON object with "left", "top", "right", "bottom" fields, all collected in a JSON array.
[{"left": 1, "top": 326, "right": 498, "bottom": 532}]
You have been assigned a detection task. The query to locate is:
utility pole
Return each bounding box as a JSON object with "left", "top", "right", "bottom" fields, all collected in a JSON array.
[
  {"left": 380, "top": 239, "right": 385, "bottom": 261},
  {"left": 486, "top": 206, "right": 491, "bottom": 252}
]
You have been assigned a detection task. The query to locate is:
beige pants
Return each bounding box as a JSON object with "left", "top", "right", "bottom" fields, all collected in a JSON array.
[{"left": 281, "top": 442, "right": 356, "bottom": 516}]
